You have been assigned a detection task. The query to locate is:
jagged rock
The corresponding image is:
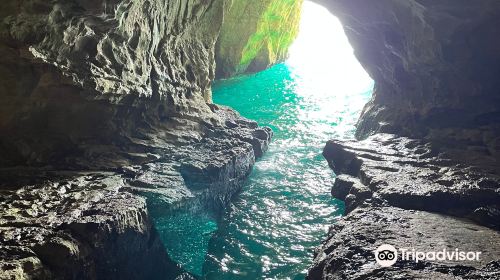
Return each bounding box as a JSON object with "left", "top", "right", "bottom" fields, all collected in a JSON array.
[
  {"left": 322, "top": 134, "right": 500, "bottom": 229},
  {"left": 309, "top": 1, "right": 500, "bottom": 278},
  {"left": 0, "top": 174, "right": 185, "bottom": 279},
  {"left": 0, "top": 0, "right": 234, "bottom": 167},
  {"left": 126, "top": 106, "right": 272, "bottom": 212},
  {"left": 331, "top": 174, "right": 371, "bottom": 213},
  {"left": 5, "top": 0, "right": 500, "bottom": 279},
  {"left": 308, "top": 134, "right": 500, "bottom": 279},
  {"left": 308, "top": 206, "right": 500, "bottom": 280},
  {"left": 0, "top": 104, "right": 272, "bottom": 279},
  {"left": 0, "top": 1, "right": 274, "bottom": 278},
  {"left": 316, "top": 0, "right": 500, "bottom": 148}
]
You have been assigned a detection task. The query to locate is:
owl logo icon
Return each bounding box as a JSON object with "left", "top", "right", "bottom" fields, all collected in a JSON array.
[{"left": 375, "top": 244, "right": 398, "bottom": 267}]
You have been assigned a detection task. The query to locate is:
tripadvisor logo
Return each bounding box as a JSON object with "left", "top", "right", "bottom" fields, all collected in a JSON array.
[
  {"left": 374, "top": 244, "right": 482, "bottom": 267},
  {"left": 375, "top": 244, "right": 398, "bottom": 267}
]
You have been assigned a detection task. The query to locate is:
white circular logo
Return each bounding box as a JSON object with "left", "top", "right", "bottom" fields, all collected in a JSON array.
[{"left": 375, "top": 244, "right": 398, "bottom": 267}]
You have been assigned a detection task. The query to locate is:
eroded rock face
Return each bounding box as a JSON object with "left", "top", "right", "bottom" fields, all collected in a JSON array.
[
  {"left": 308, "top": 206, "right": 500, "bottom": 279},
  {"left": 308, "top": 134, "right": 500, "bottom": 279},
  {"left": 0, "top": 0, "right": 274, "bottom": 278},
  {"left": 0, "top": 0, "right": 231, "bottom": 167},
  {"left": 0, "top": 174, "right": 182, "bottom": 280},
  {"left": 308, "top": 2, "right": 500, "bottom": 277},
  {"left": 315, "top": 0, "right": 500, "bottom": 149},
  {"left": 323, "top": 134, "right": 500, "bottom": 229},
  {"left": 0, "top": 107, "right": 272, "bottom": 279},
  {"left": 308, "top": 1, "right": 500, "bottom": 277}
]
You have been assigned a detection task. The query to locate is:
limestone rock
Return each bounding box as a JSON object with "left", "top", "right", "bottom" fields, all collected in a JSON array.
[
  {"left": 324, "top": 133, "right": 500, "bottom": 228},
  {"left": 0, "top": 174, "right": 184, "bottom": 279},
  {"left": 308, "top": 133, "right": 500, "bottom": 278},
  {"left": 0, "top": 101, "right": 272, "bottom": 279},
  {"left": 308, "top": 206, "right": 500, "bottom": 279},
  {"left": 0, "top": 1, "right": 274, "bottom": 278},
  {"left": 0, "top": 0, "right": 234, "bottom": 167},
  {"left": 316, "top": 0, "right": 500, "bottom": 148},
  {"left": 215, "top": 0, "right": 303, "bottom": 78},
  {"left": 309, "top": 1, "right": 500, "bottom": 277}
]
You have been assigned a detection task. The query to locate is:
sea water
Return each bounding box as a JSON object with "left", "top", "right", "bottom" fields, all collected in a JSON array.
[
  {"left": 201, "top": 62, "right": 373, "bottom": 279},
  {"left": 155, "top": 2, "right": 373, "bottom": 278}
]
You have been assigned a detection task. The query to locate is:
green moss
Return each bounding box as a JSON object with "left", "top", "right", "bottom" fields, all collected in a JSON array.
[
  {"left": 215, "top": 0, "right": 303, "bottom": 78},
  {"left": 239, "top": 0, "right": 303, "bottom": 68}
]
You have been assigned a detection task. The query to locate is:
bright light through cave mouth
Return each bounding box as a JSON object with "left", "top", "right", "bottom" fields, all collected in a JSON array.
[
  {"left": 199, "top": 2, "right": 375, "bottom": 279},
  {"left": 157, "top": 2, "right": 375, "bottom": 279},
  {"left": 287, "top": 1, "right": 373, "bottom": 95}
]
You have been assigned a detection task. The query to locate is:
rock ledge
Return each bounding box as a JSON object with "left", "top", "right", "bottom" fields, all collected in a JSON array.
[{"left": 308, "top": 134, "right": 500, "bottom": 279}]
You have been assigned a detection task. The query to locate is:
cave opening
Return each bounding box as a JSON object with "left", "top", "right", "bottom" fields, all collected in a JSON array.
[
  {"left": 287, "top": 1, "right": 373, "bottom": 99},
  {"left": 200, "top": 1, "right": 375, "bottom": 279},
  {"left": 151, "top": 1, "right": 374, "bottom": 278},
  {"left": 5, "top": 0, "right": 500, "bottom": 279}
]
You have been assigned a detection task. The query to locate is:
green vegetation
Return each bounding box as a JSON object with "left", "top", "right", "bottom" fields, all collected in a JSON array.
[
  {"left": 215, "top": 0, "right": 303, "bottom": 78},
  {"left": 239, "top": 0, "right": 303, "bottom": 68}
]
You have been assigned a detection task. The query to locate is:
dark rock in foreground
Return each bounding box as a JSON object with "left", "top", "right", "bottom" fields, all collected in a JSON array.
[
  {"left": 0, "top": 0, "right": 276, "bottom": 278},
  {"left": 0, "top": 107, "right": 272, "bottom": 279},
  {"left": 0, "top": 174, "right": 179, "bottom": 279},
  {"left": 308, "top": 206, "right": 500, "bottom": 279},
  {"left": 308, "top": 134, "right": 500, "bottom": 279}
]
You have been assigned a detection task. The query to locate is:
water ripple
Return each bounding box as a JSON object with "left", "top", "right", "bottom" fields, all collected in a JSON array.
[{"left": 204, "top": 63, "right": 373, "bottom": 279}]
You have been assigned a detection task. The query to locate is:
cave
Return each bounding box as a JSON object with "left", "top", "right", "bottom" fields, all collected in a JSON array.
[{"left": 1, "top": 0, "right": 500, "bottom": 280}]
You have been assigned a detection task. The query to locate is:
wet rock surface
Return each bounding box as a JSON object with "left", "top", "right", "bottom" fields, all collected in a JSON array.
[
  {"left": 308, "top": 1, "right": 500, "bottom": 278},
  {"left": 0, "top": 0, "right": 275, "bottom": 278},
  {"left": 0, "top": 108, "right": 272, "bottom": 279},
  {"left": 0, "top": 174, "right": 181, "bottom": 280},
  {"left": 0, "top": 0, "right": 231, "bottom": 167},
  {"left": 308, "top": 206, "right": 500, "bottom": 280},
  {"left": 308, "top": 134, "right": 500, "bottom": 279}
]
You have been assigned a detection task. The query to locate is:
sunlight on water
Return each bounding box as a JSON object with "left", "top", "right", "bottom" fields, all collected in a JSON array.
[
  {"left": 154, "top": 1, "right": 373, "bottom": 278},
  {"left": 203, "top": 1, "right": 374, "bottom": 279}
]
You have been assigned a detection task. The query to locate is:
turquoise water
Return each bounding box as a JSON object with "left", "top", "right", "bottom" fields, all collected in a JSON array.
[
  {"left": 153, "top": 2, "right": 373, "bottom": 278},
  {"left": 152, "top": 207, "right": 218, "bottom": 276},
  {"left": 153, "top": 61, "right": 372, "bottom": 278},
  {"left": 202, "top": 63, "right": 373, "bottom": 279}
]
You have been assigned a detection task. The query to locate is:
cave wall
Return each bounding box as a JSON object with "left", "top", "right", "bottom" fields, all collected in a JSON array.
[
  {"left": 315, "top": 0, "right": 500, "bottom": 160},
  {"left": 0, "top": 1, "right": 275, "bottom": 278},
  {"left": 308, "top": 1, "right": 500, "bottom": 278},
  {"left": 215, "top": 0, "right": 303, "bottom": 78},
  {"left": 0, "top": 0, "right": 231, "bottom": 167}
]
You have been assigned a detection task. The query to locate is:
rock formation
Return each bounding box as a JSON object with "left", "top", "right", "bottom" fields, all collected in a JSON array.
[
  {"left": 0, "top": 0, "right": 272, "bottom": 278},
  {"left": 215, "top": 0, "right": 303, "bottom": 78},
  {"left": 0, "top": 0, "right": 234, "bottom": 167},
  {"left": 0, "top": 107, "right": 272, "bottom": 279},
  {"left": 308, "top": 0, "right": 500, "bottom": 278},
  {"left": 2, "top": 0, "right": 500, "bottom": 278},
  {"left": 1, "top": 174, "right": 182, "bottom": 279},
  {"left": 319, "top": 0, "right": 500, "bottom": 145},
  {"left": 315, "top": 0, "right": 500, "bottom": 146},
  {"left": 308, "top": 134, "right": 500, "bottom": 279}
]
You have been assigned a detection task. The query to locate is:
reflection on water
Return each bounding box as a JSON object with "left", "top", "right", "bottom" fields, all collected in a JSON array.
[
  {"left": 205, "top": 3, "right": 373, "bottom": 278},
  {"left": 205, "top": 60, "right": 372, "bottom": 279},
  {"left": 156, "top": 1, "right": 373, "bottom": 278}
]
